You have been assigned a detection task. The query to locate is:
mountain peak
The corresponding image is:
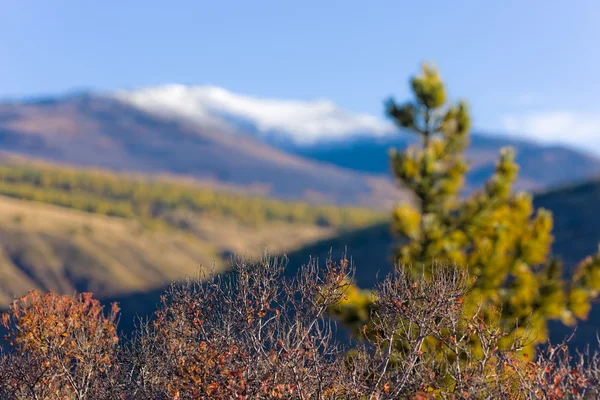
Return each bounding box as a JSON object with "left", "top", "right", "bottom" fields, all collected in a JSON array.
[{"left": 113, "top": 85, "right": 394, "bottom": 145}]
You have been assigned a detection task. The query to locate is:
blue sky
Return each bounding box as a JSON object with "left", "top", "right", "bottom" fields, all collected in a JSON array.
[{"left": 2, "top": 1, "right": 600, "bottom": 152}]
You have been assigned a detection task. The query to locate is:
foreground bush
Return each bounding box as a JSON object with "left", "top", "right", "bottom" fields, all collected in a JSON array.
[
  {"left": 1, "top": 257, "right": 600, "bottom": 399},
  {"left": 126, "top": 257, "right": 349, "bottom": 399},
  {"left": 0, "top": 291, "right": 122, "bottom": 399}
]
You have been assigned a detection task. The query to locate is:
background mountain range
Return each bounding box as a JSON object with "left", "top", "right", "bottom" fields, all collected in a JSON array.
[
  {"left": 0, "top": 94, "right": 400, "bottom": 208},
  {"left": 1, "top": 86, "right": 600, "bottom": 346},
  {"left": 2, "top": 87, "right": 600, "bottom": 207}
]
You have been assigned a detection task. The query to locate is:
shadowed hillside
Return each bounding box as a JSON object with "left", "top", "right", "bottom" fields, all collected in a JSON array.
[
  {"left": 285, "top": 178, "right": 600, "bottom": 349},
  {"left": 288, "top": 177, "right": 600, "bottom": 284},
  {"left": 285, "top": 222, "right": 394, "bottom": 287},
  {"left": 534, "top": 180, "right": 600, "bottom": 267},
  {"left": 533, "top": 180, "right": 600, "bottom": 349}
]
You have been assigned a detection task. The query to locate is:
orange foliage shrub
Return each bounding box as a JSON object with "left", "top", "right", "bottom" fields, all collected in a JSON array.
[
  {"left": 126, "top": 257, "right": 350, "bottom": 399},
  {"left": 0, "top": 291, "right": 121, "bottom": 399},
  {"left": 0, "top": 259, "right": 599, "bottom": 399}
]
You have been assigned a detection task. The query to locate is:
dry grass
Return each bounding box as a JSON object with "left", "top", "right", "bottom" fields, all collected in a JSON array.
[{"left": 0, "top": 195, "right": 337, "bottom": 305}]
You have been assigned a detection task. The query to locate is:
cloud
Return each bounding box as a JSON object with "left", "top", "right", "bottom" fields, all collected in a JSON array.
[
  {"left": 502, "top": 111, "right": 600, "bottom": 153},
  {"left": 115, "top": 86, "right": 600, "bottom": 154},
  {"left": 114, "top": 85, "right": 394, "bottom": 144}
]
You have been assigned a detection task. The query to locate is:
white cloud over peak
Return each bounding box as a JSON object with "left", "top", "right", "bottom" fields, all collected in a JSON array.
[
  {"left": 114, "top": 85, "right": 394, "bottom": 144},
  {"left": 113, "top": 86, "right": 600, "bottom": 154},
  {"left": 502, "top": 111, "right": 600, "bottom": 153}
]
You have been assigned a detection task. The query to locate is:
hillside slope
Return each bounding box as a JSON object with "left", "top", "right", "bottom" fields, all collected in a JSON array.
[
  {"left": 534, "top": 180, "right": 600, "bottom": 267},
  {"left": 0, "top": 158, "right": 389, "bottom": 306},
  {"left": 2, "top": 89, "right": 599, "bottom": 211},
  {"left": 0, "top": 195, "right": 217, "bottom": 305},
  {"left": 0, "top": 95, "right": 400, "bottom": 208},
  {"left": 0, "top": 194, "right": 344, "bottom": 306}
]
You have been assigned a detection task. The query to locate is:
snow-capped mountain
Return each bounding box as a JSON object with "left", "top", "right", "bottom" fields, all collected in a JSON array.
[
  {"left": 0, "top": 93, "right": 403, "bottom": 208},
  {"left": 113, "top": 85, "right": 393, "bottom": 146},
  {"left": 113, "top": 85, "right": 600, "bottom": 192}
]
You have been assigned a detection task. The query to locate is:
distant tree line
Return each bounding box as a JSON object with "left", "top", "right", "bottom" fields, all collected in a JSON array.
[{"left": 0, "top": 163, "right": 385, "bottom": 229}]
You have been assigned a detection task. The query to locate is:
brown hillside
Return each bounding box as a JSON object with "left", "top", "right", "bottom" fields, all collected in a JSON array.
[
  {"left": 0, "top": 96, "right": 401, "bottom": 208},
  {"left": 0, "top": 195, "right": 339, "bottom": 305}
]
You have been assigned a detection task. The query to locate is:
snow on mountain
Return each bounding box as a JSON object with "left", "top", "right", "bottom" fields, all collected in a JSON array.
[{"left": 113, "top": 85, "right": 394, "bottom": 145}]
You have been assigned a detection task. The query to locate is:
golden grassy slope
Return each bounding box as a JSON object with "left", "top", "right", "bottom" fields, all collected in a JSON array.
[{"left": 0, "top": 195, "right": 337, "bottom": 305}]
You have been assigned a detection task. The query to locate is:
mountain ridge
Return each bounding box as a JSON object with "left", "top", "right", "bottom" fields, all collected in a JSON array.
[
  {"left": 1, "top": 87, "right": 599, "bottom": 207},
  {"left": 0, "top": 94, "right": 401, "bottom": 208},
  {"left": 112, "top": 85, "right": 600, "bottom": 192}
]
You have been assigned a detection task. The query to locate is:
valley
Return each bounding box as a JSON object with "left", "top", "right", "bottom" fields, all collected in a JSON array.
[{"left": 0, "top": 158, "right": 385, "bottom": 306}]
